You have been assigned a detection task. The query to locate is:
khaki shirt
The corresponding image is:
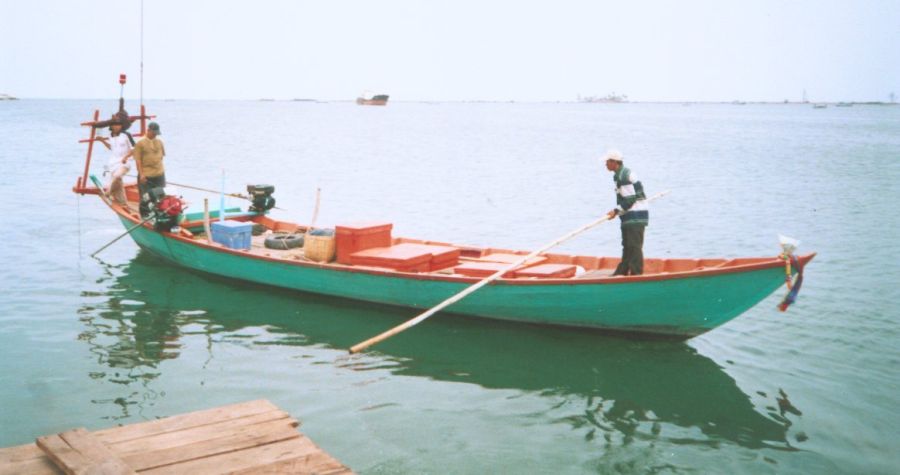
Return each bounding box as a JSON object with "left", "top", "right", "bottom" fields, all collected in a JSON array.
[{"left": 134, "top": 137, "right": 166, "bottom": 177}]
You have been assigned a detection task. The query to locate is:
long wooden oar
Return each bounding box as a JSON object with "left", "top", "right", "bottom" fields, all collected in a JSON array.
[
  {"left": 349, "top": 190, "right": 670, "bottom": 354},
  {"left": 89, "top": 172, "right": 185, "bottom": 257},
  {"left": 91, "top": 211, "right": 161, "bottom": 258}
]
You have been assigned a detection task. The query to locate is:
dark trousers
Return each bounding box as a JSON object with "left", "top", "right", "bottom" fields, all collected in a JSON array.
[
  {"left": 139, "top": 174, "right": 167, "bottom": 217},
  {"left": 613, "top": 225, "right": 645, "bottom": 276}
]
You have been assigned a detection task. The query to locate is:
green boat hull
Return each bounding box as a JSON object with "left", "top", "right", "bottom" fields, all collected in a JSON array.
[{"left": 120, "top": 215, "right": 794, "bottom": 338}]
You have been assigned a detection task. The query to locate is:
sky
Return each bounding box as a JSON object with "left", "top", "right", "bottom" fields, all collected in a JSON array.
[{"left": 1, "top": 0, "right": 898, "bottom": 102}]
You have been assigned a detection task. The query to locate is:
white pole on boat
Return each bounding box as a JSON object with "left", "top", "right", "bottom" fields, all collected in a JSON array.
[
  {"left": 310, "top": 187, "right": 321, "bottom": 229},
  {"left": 140, "top": 0, "right": 144, "bottom": 106},
  {"left": 349, "top": 190, "right": 671, "bottom": 354},
  {"left": 219, "top": 169, "right": 225, "bottom": 222},
  {"left": 204, "top": 198, "right": 213, "bottom": 245}
]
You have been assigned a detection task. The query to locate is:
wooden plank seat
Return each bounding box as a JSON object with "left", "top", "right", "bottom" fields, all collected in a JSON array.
[
  {"left": 454, "top": 252, "right": 550, "bottom": 278},
  {"left": 349, "top": 243, "right": 461, "bottom": 272},
  {"left": 477, "top": 253, "right": 548, "bottom": 266},
  {"left": 513, "top": 263, "right": 578, "bottom": 279},
  {"left": 405, "top": 243, "right": 460, "bottom": 271},
  {"left": 349, "top": 244, "right": 432, "bottom": 272},
  {"left": 453, "top": 261, "right": 517, "bottom": 278}
]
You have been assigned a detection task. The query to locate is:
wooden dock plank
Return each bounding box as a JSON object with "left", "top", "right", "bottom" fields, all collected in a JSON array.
[
  {"left": 229, "top": 448, "right": 354, "bottom": 475},
  {"left": 109, "top": 410, "right": 297, "bottom": 456},
  {"left": 0, "top": 456, "right": 61, "bottom": 475},
  {"left": 35, "top": 434, "right": 88, "bottom": 475},
  {"left": 93, "top": 400, "right": 279, "bottom": 444},
  {"left": 121, "top": 419, "right": 301, "bottom": 471},
  {"left": 140, "top": 437, "right": 320, "bottom": 475},
  {"left": 37, "top": 429, "right": 135, "bottom": 475},
  {"left": 0, "top": 443, "right": 48, "bottom": 465},
  {"left": 2, "top": 400, "right": 352, "bottom": 475},
  {"left": 0, "top": 443, "right": 61, "bottom": 475}
]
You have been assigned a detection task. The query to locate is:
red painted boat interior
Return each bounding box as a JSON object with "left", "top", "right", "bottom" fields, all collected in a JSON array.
[{"left": 83, "top": 183, "right": 811, "bottom": 282}]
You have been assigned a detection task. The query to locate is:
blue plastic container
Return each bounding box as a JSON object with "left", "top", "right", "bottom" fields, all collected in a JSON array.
[{"left": 211, "top": 220, "right": 252, "bottom": 250}]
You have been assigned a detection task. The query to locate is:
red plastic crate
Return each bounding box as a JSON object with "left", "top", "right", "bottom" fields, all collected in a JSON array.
[{"left": 335, "top": 222, "right": 393, "bottom": 264}]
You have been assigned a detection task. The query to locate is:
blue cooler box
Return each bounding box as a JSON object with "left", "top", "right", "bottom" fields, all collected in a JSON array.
[{"left": 211, "top": 220, "right": 252, "bottom": 250}]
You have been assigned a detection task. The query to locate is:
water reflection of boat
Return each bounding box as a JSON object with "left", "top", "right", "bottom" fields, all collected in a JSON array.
[{"left": 79, "top": 253, "right": 795, "bottom": 449}]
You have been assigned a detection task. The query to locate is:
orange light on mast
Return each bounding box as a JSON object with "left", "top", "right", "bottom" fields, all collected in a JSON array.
[{"left": 119, "top": 74, "right": 127, "bottom": 85}]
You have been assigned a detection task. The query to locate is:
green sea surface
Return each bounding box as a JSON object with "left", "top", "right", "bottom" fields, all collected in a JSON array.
[{"left": 0, "top": 100, "right": 898, "bottom": 474}]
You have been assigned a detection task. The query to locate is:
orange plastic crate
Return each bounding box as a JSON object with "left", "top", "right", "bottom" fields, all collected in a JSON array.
[{"left": 335, "top": 222, "right": 393, "bottom": 264}]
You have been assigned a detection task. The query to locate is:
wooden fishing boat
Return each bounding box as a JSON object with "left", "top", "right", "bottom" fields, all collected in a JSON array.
[
  {"left": 73, "top": 106, "right": 813, "bottom": 340},
  {"left": 356, "top": 94, "right": 389, "bottom": 106}
]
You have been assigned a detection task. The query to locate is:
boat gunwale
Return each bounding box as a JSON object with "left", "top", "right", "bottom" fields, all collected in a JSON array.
[{"left": 94, "top": 187, "right": 814, "bottom": 287}]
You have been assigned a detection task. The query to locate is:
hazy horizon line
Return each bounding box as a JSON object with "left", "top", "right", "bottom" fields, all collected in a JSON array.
[{"left": 3, "top": 96, "right": 897, "bottom": 104}]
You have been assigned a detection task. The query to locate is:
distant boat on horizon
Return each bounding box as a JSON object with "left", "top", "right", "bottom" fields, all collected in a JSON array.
[
  {"left": 578, "top": 92, "right": 628, "bottom": 103},
  {"left": 0, "top": 93, "right": 18, "bottom": 101},
  {"left": 357, "top": 93, "right": 389, "bottom": 106},
  {"left": 813, "top": 103, "right": 828, "bottom": 109}
]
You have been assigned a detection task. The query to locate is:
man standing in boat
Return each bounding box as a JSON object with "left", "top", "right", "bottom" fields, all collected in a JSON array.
[
  {"left": 604, "top": 150, "right": 648, "bottom": 275},
  {"left": 133, "top": 122, "right": 166, "bottom": 217}
]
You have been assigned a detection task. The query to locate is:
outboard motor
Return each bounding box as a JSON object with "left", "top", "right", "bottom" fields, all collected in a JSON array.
[
  {"left": 148, "top": 187, "right": 184, "bottom": 231},
  {"left": 247, "top": 184, "right": 276, "bottom": 213}
]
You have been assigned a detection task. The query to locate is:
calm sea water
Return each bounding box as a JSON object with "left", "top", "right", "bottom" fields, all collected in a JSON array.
[{"left": 0, "top": 99, "right": 898, "bottom": 474}]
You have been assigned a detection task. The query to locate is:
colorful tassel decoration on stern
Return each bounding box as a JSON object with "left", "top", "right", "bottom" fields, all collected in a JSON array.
[{"left": 778, "top": 254, "right": 804, "bottom": 311}]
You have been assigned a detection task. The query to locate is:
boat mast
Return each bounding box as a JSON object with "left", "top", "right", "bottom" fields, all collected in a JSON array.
[{"left": 140, "top": 0, "right": 144, "bottom": 108}]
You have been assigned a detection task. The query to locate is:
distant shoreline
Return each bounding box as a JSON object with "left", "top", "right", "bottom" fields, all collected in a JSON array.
[{"left": 3, "top": 97, "right": 897, "bottom": 106}]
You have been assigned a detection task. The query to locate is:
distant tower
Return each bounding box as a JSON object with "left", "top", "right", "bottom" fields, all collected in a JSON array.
[
  {"left": 891, "top": 92, "right": 896, "bottom": 103},
  {"left": 802, "top": 89, "right": 808, "bottom": 103}
]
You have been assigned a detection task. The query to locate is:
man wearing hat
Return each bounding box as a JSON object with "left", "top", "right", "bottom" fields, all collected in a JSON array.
[
  {"left": 133, "top": 122, "right": 166, "bottom": 217},
  {"left": 604, "top": 149, "right": 648, "bottom": 275}
]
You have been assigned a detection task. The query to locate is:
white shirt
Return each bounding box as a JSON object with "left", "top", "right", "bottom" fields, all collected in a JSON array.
[{"left": 105, "top": 134, "right": 133, "bottom": 173}]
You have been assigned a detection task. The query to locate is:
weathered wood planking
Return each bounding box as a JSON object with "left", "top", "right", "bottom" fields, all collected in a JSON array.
[
  {"left": 1, "top": 400, "right": 352, "bottom": 474},
  {"left": 36, "top": 428, "right": 135, "bottom": 475},
  {"left": 0, "top": 443, "right": 61, "bottom": 475},
  {"left": 93, "top": 400, "right": 282, "bottom": 444}
]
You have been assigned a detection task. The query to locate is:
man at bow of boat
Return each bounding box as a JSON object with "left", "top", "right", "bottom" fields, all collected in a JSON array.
[
  {"left": 604, "top": 149, "right": 648, "bottom": 275},
  {"left": 97, "top": 117, "right": 134, "bottom": 206},
  {"left": 133, "top": 122, "right": 166, "bottom": 217}
]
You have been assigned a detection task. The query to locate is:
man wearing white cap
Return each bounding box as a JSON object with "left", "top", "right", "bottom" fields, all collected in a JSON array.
[{"left": 604, "top": 150, "right": 648, "bottom": 275}]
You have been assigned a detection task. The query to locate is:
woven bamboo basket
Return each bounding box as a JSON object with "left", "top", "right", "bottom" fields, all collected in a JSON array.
[{"left": 304, "top": 234, "right": 336, "bottom": 262}]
